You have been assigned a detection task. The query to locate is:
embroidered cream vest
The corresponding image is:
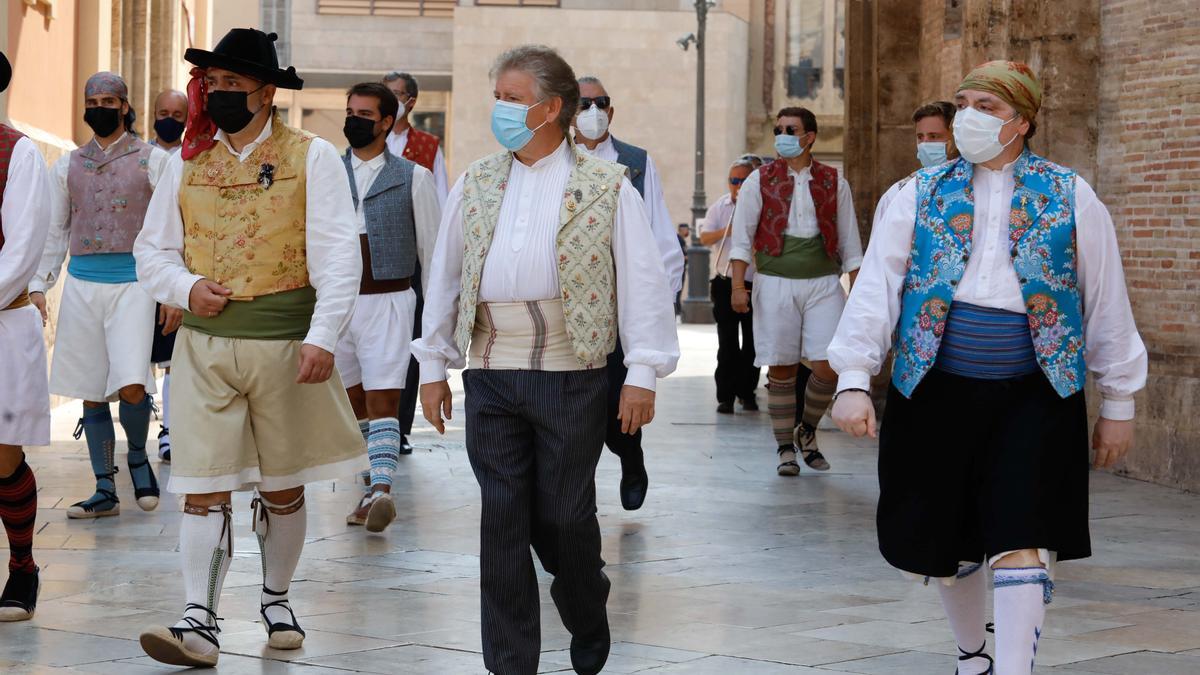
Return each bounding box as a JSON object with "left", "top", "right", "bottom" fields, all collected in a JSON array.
[{"left": 456, "top": 147, "right": 624, "bottom": 368}]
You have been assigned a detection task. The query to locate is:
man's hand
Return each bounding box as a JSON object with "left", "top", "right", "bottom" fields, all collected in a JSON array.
[
  {"left": 731, "top": 287, "right": 750, "bottom": 314},
  {"left": 296, "top": 344, "right": 334, "bottom": 384},
  {"left": 29, "top": 291, "right": 48, "bottom": 325},
  {"left": 618, "top": 385, "right": 656, "bottom": 435},
  {"left": 1092, "top": 417, "right": 1135, "bottom": 469},
  {"left": 420, "top": 381, "right": 453, "bottom": 434},
  {"left": 831, "top": 390, "right": 877, "bottom": 438},
  {"left": 188, "top": 279, "right": 232, "bottom": 318},
  {"left": 159, "top": 305, "right": 184, "bottom": 335}
]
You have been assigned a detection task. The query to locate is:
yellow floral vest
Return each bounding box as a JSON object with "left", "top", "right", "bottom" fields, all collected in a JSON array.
[
  {"left": 457, "top": 146, "right": 625, "bottom": 368},
  {"left": 180, "top": 113, "right": 313, "bottom": 299}
]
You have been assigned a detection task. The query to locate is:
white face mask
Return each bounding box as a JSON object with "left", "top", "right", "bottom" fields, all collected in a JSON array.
[
  {"left": 953, "top": 106, "right": 1020, "bottom": 164},
  {"left": 575, "top": 105, "right": 609, "bottom": 141}
]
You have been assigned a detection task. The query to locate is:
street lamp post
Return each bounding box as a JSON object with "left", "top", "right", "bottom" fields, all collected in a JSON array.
[{"left": 680, "top": 0, "right": 714, "bottom": 325}]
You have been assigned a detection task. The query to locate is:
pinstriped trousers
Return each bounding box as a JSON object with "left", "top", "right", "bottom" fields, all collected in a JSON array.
[{"left": 464, "top": 368, "right": 612, "bottom": 675}]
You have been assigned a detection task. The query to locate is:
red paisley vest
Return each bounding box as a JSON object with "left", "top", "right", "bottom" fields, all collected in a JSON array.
[
  {"left": 0, "top": 124, "right": 25, "bottom": 253},
  {"left": 402, "top": 128, "right": 439, "bottom": 172},
  {"left": 752, "top": 158, "right": 840, "bottom": 265}
]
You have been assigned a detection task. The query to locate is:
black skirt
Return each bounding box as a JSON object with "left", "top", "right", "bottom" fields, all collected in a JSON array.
[
  {"left": 877, "top": 367, "right": 1091, "bottom": 578},
  {"left": 150, "top": 303, "right": 177, "bottom": 365}
]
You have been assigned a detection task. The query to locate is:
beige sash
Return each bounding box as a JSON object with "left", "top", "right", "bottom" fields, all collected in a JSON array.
[
  {"left": 3, "top": 289, "right": 30, "bottom": 311},
  {"left": 469, "top": 299, "right": 599, "bottom": 371}
]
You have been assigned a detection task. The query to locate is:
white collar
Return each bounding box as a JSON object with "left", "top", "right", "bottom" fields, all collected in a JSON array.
[
  {"left": 93, "top": 132, "right": 130, "bottom": 154},
  {"left": 518, "top": 138, "right": 572, "bottom": 172},
  {"left": 215, "top": 115, "right": 274, "bottom": 161},
  {"left": 350, "top": 150, "right": 387, "bottom": 170}
]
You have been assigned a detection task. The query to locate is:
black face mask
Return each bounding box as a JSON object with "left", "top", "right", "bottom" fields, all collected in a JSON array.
[
  {"left": 343, "top": 115, "right": 382, "bottom": 149},
  {"left": 154, "top": 117, "right": 186, "bottom": 143},
  {"left": 84, "top": 106, "right": 122, "bottom": 138},
  {"left": 207, "top": 88, "right": 263, "bottom": 134}
]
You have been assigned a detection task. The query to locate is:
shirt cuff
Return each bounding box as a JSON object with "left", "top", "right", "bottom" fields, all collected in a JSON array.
[
  {"left": 172, "top": 272, "right": 206, "bottom": 312},
  {"left": 302, "top": 327, "right": 337, "bottom": 355},
  {"left": 836, "top": 368, "right": 872, "bottom": 394},
  {"left": 419, "top": 359, "right": 449, "bottom": 386},
  {"left": 842, "top": 256, "right": 863, "bottom": 274},
  {"left": 1099, "top": 396, "right": 1135, "bottom": 421},
  {"left": 27, "top": 279, "right": 48, "bottom": 295},
  {"left": 622, "top": 364, "right": 658, "bottom": 392},
  {"left": 729, "top": 247, "right": 753, "bottom": 264}
]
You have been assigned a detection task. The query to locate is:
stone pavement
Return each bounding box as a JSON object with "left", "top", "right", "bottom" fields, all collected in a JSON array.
[{"left": 2, "top": 324, "right": 1199, "bottom": 674}]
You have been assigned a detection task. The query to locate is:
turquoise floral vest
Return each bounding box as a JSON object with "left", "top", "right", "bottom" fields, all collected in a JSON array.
[{"left": 892, "top": 150, "right": 1086, "bottom": 398}]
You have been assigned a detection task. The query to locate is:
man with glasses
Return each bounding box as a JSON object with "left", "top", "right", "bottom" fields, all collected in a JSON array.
[
  {"left": 383, "top": 71, "right": 447, "bottom": 203},
  {"left": 382, "top": 70, "right": 447, "bottom": 458},
  {"left": 572, "top": 75, "right": 684, "bottom": 512},
  {"left": 728, "top": 107, "right": 863, "bottom": 476},
  {"left": 700, "top": 157, "right": 760, "bottom": 414}
]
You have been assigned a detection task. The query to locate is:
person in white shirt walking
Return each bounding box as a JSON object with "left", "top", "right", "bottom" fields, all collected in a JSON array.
[
  {"left": 383, "top": 71, "right": 448, "bottom": 203},
  {"left": 870, "top": 101, "right": 959, "bottom": 237},
  {"left": 0, "top": 50, "right": 53, "bottom": 623},
  {"left": 414, "top": 45, "right": 679, "bottom": 675},
  {"left": 728, "top": 107, "right": 863, "bottom": 476},
  {"left": 337, "top": 82, "right": 441, "bottom": 532},
  {"left": 572, "top": 75, "right": 685, "bottom": 512},
  {"left": 700, "top": 157, "right": 761, "bottom": 414},
  {"left": 133, "top": 29, "right": 364, "bottom": 667},
  {"left": 30, "top": 72, "right": 171, "bottom": 519},
  {"left": 828, "top": 61, "right": 1147, "bottom": 675},
  {"left": 148, "top": 88, "right": 189, "bottom": 464}
]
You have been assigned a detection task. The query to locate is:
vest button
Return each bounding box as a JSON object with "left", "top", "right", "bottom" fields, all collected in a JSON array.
[
  {"left": 1019, "top": 277, "right": 1028, "bottom": 284},
  {"left": 961, "top": 254, "right": 970, "bottom": 262},
  {"left": 950, "top": 279, "right": 958, "bottom": 286}
]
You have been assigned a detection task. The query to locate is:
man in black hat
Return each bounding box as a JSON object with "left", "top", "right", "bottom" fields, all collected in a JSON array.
[
  {"left": 0, "top": 50, "right": 54, "bottom": 623},
  {"left": 133, "top": 29, "right": 364, "bottom": 667}
]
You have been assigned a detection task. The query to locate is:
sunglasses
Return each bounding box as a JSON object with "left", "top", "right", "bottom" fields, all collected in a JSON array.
[
  {"left": 729, "top": 177, "right": 747, "bottom": 186},
  {"left": 580, "top": 96, "right": 611, "bottom": 111},
  {"left": 773, "top": 125, "right": 808, "bottom": 136}
]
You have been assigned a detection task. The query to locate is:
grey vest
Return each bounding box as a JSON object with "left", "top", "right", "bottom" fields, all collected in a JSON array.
[
  {"left": 610, "top": 136, "right": 648, "bottom": 197},
  {"left": 343, "top": 149, "right": 417, "bottom": 280}
]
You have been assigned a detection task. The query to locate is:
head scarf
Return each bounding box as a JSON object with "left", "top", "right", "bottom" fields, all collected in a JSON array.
[
  {"left": 957, "top": 60, "right": 1042, "bottom": 123},
  {"left": 181, "top": 67, "right": 217, "bottom": 160},
  {"left": 84, "top": 72, "right": 129, "bottom": 100}
]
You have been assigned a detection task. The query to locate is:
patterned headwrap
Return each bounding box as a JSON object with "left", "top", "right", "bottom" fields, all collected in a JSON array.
[
  {"left": 84, "top": 72, "right": 129, "bottom": 100},
  {"left": 957, "top": 60, "right": 1042, "bottom": 123},
  {"left": 181, "top": 67, "right": 217, "bottom": 160}
]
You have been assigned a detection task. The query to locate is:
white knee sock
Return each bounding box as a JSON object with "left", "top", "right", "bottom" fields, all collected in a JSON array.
[
  {"left": 993, "top": 567, "right": 1052, "bottom": 675},
  {"left": 937, "top": 563, "right": 991, "bottom": 675},
  {"left": 253, "top": 492, "right": 307, "bottom": 626},
  {"left": 177, "top": 504, "right": 232, "bottom": 655},
  {"left": 162, "top": 373, "right": 171, "bottom": 428}
]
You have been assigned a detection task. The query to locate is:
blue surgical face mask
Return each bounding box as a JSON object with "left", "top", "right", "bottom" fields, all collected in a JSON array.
[
  {"left": 916, "top": 141, "right": 948, "bottom": 167},
  {"left": 491, "top": 98, "right": 548, "bottom": 152},
  {"left": 774, "top": 133, "right": 804, "bottom": 158}
]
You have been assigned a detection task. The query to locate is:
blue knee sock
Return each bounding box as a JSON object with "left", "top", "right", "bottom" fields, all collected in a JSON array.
[
  {"left": 119, "top": 395, "right": 158, "bottom": 496},
  {"left": 77, "top": 405, "right": 117, "bottom": 499},
  {"left": 367, "top": 418, "right": 401, "bottom": 489}
]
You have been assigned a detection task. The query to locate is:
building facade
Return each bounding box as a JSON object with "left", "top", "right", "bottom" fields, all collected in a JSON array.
[{"left": 845, "top": 0, "right": 1200, "bottom": 491}]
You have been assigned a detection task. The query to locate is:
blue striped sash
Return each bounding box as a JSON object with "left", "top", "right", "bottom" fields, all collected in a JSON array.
[{"left": 933, "top": 302, "right": 1039, "bottom": 380}]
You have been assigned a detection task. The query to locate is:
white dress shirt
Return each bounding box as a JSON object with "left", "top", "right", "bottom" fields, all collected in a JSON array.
[
  {"left": 870, "top": 178, "right": 905, "bottom": 243},
  {"left": 827, "top": 161, "right": 1148, "bottom": 420},
  {"left": 412, "top": 139, "right": 680, "bottom": 391},
  {"left": 349, "top": 150, "right": 442, "bottom": 290},
  {"left": 578, "top": 135, "right": 686, "bottom": 295},
  {"left": 701, "top": 192, "right": 754, "bottom": 283},
  {"left": 0, "top": 138, "right": 51, "bottom": 307},
  {"left": 30, "top": 135, "right": 170, "bottom": 294},
  {"left": 134, "top": 116, "right": 362, "bottom": 354},
  {"left": 386, "top": 127, "right": 449, "bottom": 206},
  {"left": 729, "top": 165, "right": 864, "bottom": 274}
]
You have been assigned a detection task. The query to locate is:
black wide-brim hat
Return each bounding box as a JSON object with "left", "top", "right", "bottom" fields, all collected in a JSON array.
[
  {"left": 0, "top": 52, "right": 11, "bottom": 94},
  {"left": 185, "top": 28, "right": 303, "bottom": 90}
]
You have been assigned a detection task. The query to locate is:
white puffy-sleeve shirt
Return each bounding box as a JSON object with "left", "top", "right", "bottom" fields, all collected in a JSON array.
[
  {"left": 412, "top": 140, "right": 680, "bottom": 391},
  {"left": 827, "top": 162, "right": 1148, "bottom": 420},
  {"left": 134, "top": 117, "right": 362, "bottom": 354},
  {"left": 729, "top": 165, "right": 864, "bottom": 274},
  {"left": 0, "top": 137, "right": 51, "bottom": 307}
]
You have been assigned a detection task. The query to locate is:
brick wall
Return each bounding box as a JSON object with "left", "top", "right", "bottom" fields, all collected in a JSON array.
[{"left": 1097, "top": 0, "right": 1200, "bottom": 490}]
